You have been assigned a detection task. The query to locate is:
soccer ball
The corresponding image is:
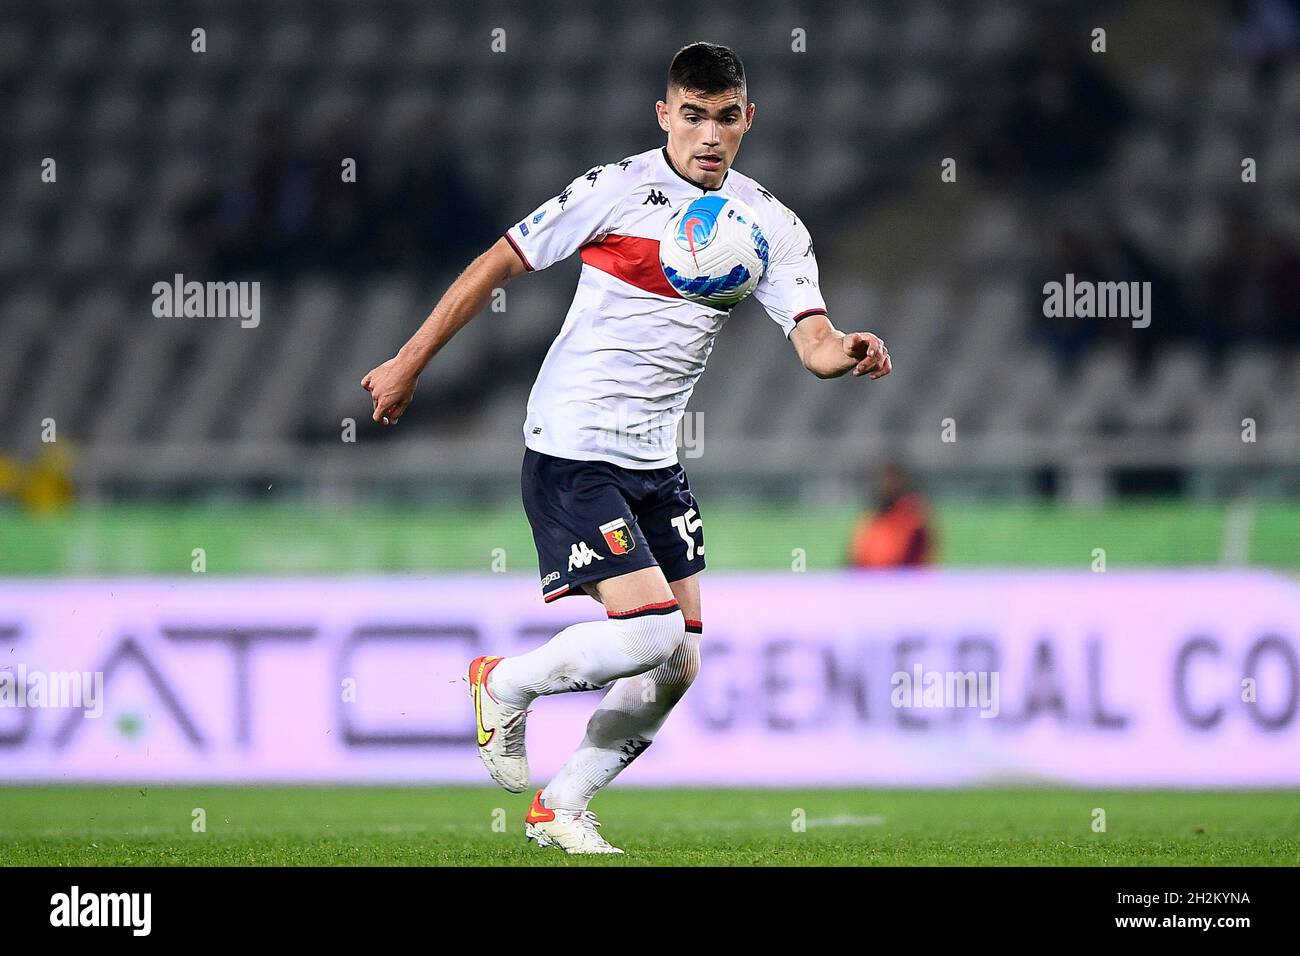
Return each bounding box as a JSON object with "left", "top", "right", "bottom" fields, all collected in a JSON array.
[{"left": 659, "top": 195, "right": 769, "bottom": 309}]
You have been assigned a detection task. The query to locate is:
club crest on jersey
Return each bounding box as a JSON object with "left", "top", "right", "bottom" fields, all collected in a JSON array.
[{"left": 599, "top": 518, "right": 636, "bottom": 556}]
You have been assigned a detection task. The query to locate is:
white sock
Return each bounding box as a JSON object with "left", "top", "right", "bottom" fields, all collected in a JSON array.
[
  {"left": 542, "top": 622, "right": 702, "bottom": 811},
  {"left": 488, "top": 604, "right": 685, "bottom": 710}
]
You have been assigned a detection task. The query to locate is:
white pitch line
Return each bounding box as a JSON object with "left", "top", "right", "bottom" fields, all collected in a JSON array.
[{"left": 805, "top": 814, "right": 886, "bottom": 827}]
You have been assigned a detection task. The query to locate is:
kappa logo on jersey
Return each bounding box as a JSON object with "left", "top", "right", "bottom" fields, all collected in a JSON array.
[
  {"left": 567, "top": 541, "right": 605, "bottom": 571},
  {"left": 643, "top": 189, "right": 670, "bottom": 206},
  {"left": 599, "top": 517, "right": 636, "bottom": 555}
]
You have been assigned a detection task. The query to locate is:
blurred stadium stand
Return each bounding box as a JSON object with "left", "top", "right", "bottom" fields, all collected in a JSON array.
[{"left": 1, "top": 0, "right": 1298, "bottom": 504}]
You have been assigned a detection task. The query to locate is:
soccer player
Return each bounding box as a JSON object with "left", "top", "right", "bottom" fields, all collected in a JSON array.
[{"left": 362, "top": 42, "right": 891, "bottom": 854}]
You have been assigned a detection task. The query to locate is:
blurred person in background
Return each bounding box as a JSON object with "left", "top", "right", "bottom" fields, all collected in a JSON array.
[
  {"left": 0, "top": 448, "right": 75, "bottom": 513},
  {"left": 970, "top": 19, "right": 1131, "bottom": 192},
  {"left": 849, "top": 461, "right": 934, "bottom": 568},
  {"left": 310, "top": 117, "right": 376, "bottom": 276},
  {"left": 1228, "top": 0, "right": 1300, "bottom": 83},
  {"left": 219, "top": 110, "right": 315, "bottom": 275},
  {"left": 1196, "top": 204, "right": 1300, "bottom": 350},
  {"left": 373, "top": 112, "right": 501, "bottom": 273},
  {"left": 1031, "top": 226, "right": 1104, "bottom": 367},
  {"left": 1032, "top": 221, "right": 1192, "bottom": 370}
]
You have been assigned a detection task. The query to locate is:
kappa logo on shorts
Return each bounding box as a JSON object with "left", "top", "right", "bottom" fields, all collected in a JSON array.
[
  {"left": 567, "top": 541, "right": 605, "bottom": 571},
  {"left": 599, "top": 517, "right": 636, "bottom": 556},
  {"left": 541, "top": 570, "right": 561, "bottom": 587}
]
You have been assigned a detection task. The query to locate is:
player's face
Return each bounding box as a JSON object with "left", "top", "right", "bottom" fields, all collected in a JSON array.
[{"left": 656, "top": 86, "right": 754, "bottom": 189}]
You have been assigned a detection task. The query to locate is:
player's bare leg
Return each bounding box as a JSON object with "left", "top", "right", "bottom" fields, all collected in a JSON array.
[
  {"left": 665, "top": 572, "right": 702, "bottom": 625},
  {"left": 525, "top": 573, "right": 702, "bottom": 853}
]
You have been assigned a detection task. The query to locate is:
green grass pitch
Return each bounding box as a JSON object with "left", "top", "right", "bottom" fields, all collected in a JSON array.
[{"left": 1, "top": 787, "right": 1296, "bottom": 866}]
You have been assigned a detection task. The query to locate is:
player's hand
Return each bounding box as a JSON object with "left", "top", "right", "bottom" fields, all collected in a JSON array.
[
  {"left": 361, "top": 357, "right": 419, "bottom": 425},
  {"left": 844, "top": 332, "right": 891, "bottom": 380}
]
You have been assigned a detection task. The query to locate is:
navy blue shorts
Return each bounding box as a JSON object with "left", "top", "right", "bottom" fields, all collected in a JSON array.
[{"left": 521, "top": 448, "right": 706, "bottom": 602}]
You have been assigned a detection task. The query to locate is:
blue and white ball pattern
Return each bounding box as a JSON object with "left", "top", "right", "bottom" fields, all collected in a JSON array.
[{"left": 659, "top": 195, "right": 769, "bottom": 309}]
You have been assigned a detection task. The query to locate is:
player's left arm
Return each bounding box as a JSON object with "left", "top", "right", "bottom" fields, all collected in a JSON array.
[{"left": 790, "top": 313, "right": 891, "bottom": 380}]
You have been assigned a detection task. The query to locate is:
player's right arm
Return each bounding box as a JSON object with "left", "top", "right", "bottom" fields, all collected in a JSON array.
[
  {"left": 363, "top": 162, "right": 625, "bottom": 425},
  {"left": 361, "top": 236, "right": 527, "bottom": 425}
]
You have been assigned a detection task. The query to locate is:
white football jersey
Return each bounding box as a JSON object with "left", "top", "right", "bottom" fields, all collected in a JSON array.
[{"left": 505, "top": 146, "right": 827, "bottom": 468}]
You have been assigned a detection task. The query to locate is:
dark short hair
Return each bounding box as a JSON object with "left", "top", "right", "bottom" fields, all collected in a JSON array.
[{"left": 667, "top": 42, "right": 746, "bottom": 101}]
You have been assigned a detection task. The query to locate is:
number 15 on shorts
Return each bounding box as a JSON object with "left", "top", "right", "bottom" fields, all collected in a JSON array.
[{"left": 671, "top": 508, "right": 704, "bottom": 561}]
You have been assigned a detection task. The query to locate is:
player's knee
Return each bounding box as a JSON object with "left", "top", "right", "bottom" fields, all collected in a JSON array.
[
  {"left": 643, "top": 607, "right": 687, "bottom": 669},
  {"left": 612, "top": 607, "right": 686, "bottom": 671},
  {"left": 643, "top": 631, "right": 701, "bottom": 699}
]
